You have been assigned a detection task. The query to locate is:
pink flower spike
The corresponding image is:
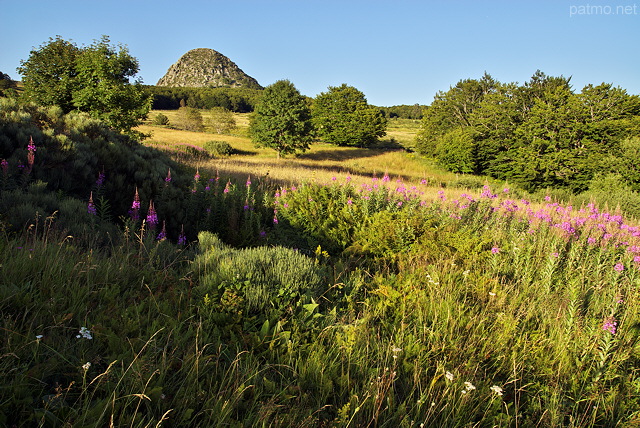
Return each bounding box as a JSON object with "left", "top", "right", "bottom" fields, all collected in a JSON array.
[{"left": 603, "top": 317, "right": 618, "bottom": 335}]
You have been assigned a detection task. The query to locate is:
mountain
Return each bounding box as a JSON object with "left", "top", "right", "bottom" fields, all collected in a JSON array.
[{"left": 156, "top": 48, "right": 262, "bottom": 89}]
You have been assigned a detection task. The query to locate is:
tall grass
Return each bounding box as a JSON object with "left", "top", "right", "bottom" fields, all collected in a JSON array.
[{"left": 3, "top": 179, "right": 640, "bottom": 426}]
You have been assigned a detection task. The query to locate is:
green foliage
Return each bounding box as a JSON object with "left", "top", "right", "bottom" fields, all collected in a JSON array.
[
  {"left": 0, "top": 71, "right": 17, "bottom": 97},
  {"left": 174, "top": 106, "right": 204, "bottom": 131},
  {"left": 17, "top": 36, "right": 80, "bottom": 112},
  {"left": 378, "top": 103, "right": 425, "bottom": 119},
  {"left": 18, "top": 35, "right": 151, "bottom": 136},
  {"left": 152, "top": 112, "right": 170, "bottom": 125},
  {"left": 202, "top": 140, "right": 234, "bottom": 156},
  {"left": 196, "top": 231, "right": 323, "bottom": 315},
  {"left": 249, "top": 80, "right": 313, "bottom": 157},
  {"left": 312, "top": 83, "right": 387, "bottom": 147},
  {"left": 146, "top": 85, "right": 262, "bottom": 112},
  {"left": 417, "top": 71, "right": 640, "bottom": 193},
  {"left": 4, "top": 175, "right": 640, "bottom": 426},
  {"left": 435, "top": 127, "right": 477, "bottom": 173},
  {"left": 206, "top": 106, "right": 236, "bottom": 134}
]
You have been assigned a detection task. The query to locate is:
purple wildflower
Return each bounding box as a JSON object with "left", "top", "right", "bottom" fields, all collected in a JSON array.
[
  {"left": 157, "top": 221, "right": 167, "bottom": 241},
  {"left": 146, "top": 200, "right": 158, "bottom": 227},
  {"left": 614, "top": 263, "right": 624, "bottom": 272},
  {"left": 87, "top": 192, "right": 96, "bottom": 215},
  {"left": 96, "top": 171, "right": 105, "bottom": 188},
  {"left": 194, "top": 169, "right": 200, "bottom": 182},
  {"left": 491, "top": 246, "right": 500, "bottom": 254},
  {"left": 129, "top": 188, "right": 141, "bottom": 221},
  {"left": 259, "top": 230, "right": 267, "bottom": 239},
  {"left": 178, "top": 225, "right": 187, "bottom": 245},
  {"left": 603, "top": 317, "right": 618, "bottom": 335},
  {"left": 27, "top": 136, "right": 36, "bottom": 168}
]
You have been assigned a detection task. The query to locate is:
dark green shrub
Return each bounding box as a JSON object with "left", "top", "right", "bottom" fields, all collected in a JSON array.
[
  {"left": 203, "top": 140, "right": 234, "bottom": 157},
  {"left": 152, "top": 113, "right": 170, "bottom": 126}
]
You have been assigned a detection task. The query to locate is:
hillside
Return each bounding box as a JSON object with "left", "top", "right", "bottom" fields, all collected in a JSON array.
[{"left": 156, "top": 48, "right": 263, "bottom": 89}]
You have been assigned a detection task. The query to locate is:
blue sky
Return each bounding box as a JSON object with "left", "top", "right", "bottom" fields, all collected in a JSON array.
[{"left": 1, "top": 0, "right": 638, "bottom": 106}]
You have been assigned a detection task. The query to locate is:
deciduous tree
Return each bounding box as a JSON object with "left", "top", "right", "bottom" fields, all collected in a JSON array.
[
  {"left": 312, "top": 84, "right": 386, "bottom": 147},
  {"left": 249, "top": 80, "right": 312, "bottom": 157},
  {"left": 18, "top": 36, "right": 151, "bottom": 136}
]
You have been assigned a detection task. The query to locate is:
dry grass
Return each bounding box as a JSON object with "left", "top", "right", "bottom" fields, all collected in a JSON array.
[{"left": 138, "top": 110, "right": 471, "bottom": 191}]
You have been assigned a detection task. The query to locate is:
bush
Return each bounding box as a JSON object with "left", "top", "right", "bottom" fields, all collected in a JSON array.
[
  {"left": 152, "top": 113, "right": 170, "bottom": 126},
  {"left": 195, "top": 232, "right": 323, "bottom": 315},
  {"left": 203, "top": 140, "right": 234, "bottom": 157}
]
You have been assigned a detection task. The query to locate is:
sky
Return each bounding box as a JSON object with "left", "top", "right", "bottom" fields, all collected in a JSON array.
[{"left": 1, "top": 0, "right": 638, "bottom": 106}]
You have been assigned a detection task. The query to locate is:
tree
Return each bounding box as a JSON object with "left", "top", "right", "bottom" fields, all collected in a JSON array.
[
  {"left": 312, "top": 84, "right": 386, "bottom": 147},
  {"left": 175, "top": 106, "right": 204, "bottom": 132},
  {"left": 17, "top": 36, "right": 80, "bottom": 111},
  {"left": 0, "top": 71, "right": 17, "bottom": 97},
  {"left": 249, "top": 80, "right": 312, "bottom": 157},
  {"left": 207, "top": 107, "right": 236, "bottom": 134},
  {"left": 18, "top": 35, "right": 151, "bottom": 136}
]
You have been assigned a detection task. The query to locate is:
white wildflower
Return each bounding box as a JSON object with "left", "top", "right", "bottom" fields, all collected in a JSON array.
[
  {"left": 464, "top": 381, "right": 476, "bottom": 391},
  {"left": 490, "top": 385, "right": 503, "bottom": 396},
  {"left": 445, "top": 371, "right": 454, "bottom": 381},
  {"left": 77, "top": 327, "right": 93, "bottom": 340},
  {"left": 82, "top": 362, "right": 91, "bottom": 371},
  {"left": 35, "top": 334, "right": 44, "bottom": 341}
]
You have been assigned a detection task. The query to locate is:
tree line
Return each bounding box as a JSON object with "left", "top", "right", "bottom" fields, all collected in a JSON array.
[
  {"left": 146, "top": 85, "right": 262, "bottom": 113},
  {"left": 416, "top": 71, "right": 640, "bottom": 192}
]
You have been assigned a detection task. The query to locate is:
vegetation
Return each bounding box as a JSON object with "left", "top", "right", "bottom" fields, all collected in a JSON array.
[
  {"left": 249, "top": 80, "right": 313, "bottom": 157},
  {"left": 174, "top": 106, "right": 204, "bottom": 132},
  {"left": 4, "top": 36, "right": 640, "bottom": 426},
  {"left": 17, "top": 36, "right": 151, "bottom": 136},
  {"left": 146, "top": 85, "right": 262, "bottom": 112},
  {"left": 207, "top": 106, "right": 236, "bottom": 134},
  {"left": 0, "top": 71, "right": 17, "bottom": 97},
  {"left": 378, "top": 103, "right": 426, "bottom": 120},
  {"left": 312, "top": 84, "right": 387, "bottom": 147},
  {"left": 416, "top": 70, "right": 640, "bottom": 193}
]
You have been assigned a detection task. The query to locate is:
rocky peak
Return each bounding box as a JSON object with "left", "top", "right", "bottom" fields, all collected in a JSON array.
[{"left": 156, "top": 48, "right": 262, "bottom": 89}]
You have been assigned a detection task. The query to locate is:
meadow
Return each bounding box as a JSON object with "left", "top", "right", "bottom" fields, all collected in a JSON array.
[{"left": 2, "top": 103, "right": 640, "bottom": 427}]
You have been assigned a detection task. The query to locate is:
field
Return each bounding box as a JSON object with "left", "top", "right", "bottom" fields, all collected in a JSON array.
[
  {"left": 3, "top": 103, "right": 640, "bottom": 427},
  {"left": 139, "top": 111, "right": 479, "bottom": 194}
]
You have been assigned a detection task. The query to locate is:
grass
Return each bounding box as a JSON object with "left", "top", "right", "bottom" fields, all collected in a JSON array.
[
  {"left": 5, "top": 106, "right": 640, "bottom": 426},
  {"left": 139, "top": 110, "right": 474, "bottom": 190},
  {"left": 4, "top": 180, "right": 640, "bottom": 426}
]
